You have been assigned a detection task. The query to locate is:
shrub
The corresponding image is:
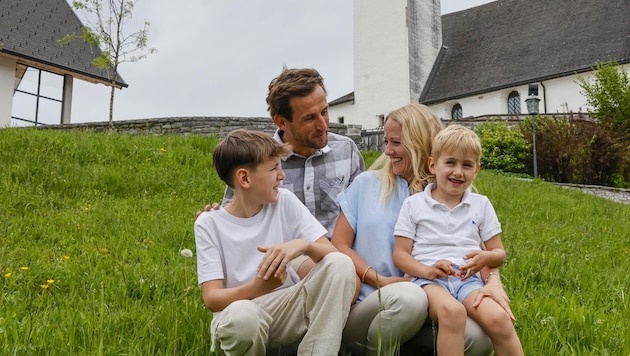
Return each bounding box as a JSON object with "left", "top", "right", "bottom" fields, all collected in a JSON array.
[
  {"left": 519, "top": 115, "right": 628, "bottom": 186},
  {"left": 474, "top": 120, "right": 529, "bottom": 173}
]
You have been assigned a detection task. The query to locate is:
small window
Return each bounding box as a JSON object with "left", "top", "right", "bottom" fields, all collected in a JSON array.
[
  {"left": 338, "top": 116, "right": 344, "bottom": 124},
  {"left": 451, "top": 104, "right": 463, "bottom": 120},
  {"left": 507, "top": 91, "right": 521, "bottom": 114}
]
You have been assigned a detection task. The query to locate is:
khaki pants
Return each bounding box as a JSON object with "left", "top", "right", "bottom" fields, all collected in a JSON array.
[{"left": 210, "top": 252, "right": 356, "bottom": 356}]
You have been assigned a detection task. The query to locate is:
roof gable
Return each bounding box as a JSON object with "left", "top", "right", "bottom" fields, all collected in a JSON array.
[
  {"left": 0, "top": 0, "right": 126, "bottom": 87},
  {"left": 420, "top": 0, "right": 630, "bottom": 104}
]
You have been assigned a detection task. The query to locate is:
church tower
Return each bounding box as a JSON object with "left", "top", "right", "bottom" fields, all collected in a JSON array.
[{"left": 350, "top": 0, "right": 442, "bottom": 128}]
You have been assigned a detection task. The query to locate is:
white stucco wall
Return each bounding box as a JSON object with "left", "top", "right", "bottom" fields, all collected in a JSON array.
[
  {"left": 331, "top": 101, "right": 354, "bottom": 125},
  {"left": 0, "top": 56, "right": 17, "bottom": 127}
]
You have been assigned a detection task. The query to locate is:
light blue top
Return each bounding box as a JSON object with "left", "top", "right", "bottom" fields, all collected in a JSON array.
[{"left": 337, "top": 170, "right": 410, "bottom": 303}]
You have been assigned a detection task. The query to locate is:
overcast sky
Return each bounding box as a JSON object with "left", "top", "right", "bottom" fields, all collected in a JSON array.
[{"left": 62, "top": 0, "right": 495, "bottom": 124}]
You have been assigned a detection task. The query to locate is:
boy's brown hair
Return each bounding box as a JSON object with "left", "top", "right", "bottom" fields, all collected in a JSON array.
[
  {"left": 266, "top": 67, "right": 326, "bottom": 122},
  {"left": 431, "top": 124, "right": 482, "bottom": 164},
  {"left": 213, "top": 129, "right": 291, "bottom": 187}
]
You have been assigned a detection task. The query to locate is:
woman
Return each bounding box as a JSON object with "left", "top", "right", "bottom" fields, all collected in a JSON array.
[{"left": 331, "top": 104, "right": 512, "bottom": 356}]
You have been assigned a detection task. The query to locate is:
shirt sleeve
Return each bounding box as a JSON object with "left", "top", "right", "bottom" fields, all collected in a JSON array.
[
  {"left": 393, "top": 196, "right": 417, "bottom": 240},
  {"left": 336, "top": 173, "right": 363, "bottom": 233},
  {"left": 479, "top": 196, "right": 502, "bottom": 241},
  {"left": 194, "top": 215, "right": 225, "bottom": 285}
]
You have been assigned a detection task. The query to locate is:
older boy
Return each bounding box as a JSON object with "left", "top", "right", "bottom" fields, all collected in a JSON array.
[{"left": 195, "top": 129, "right": 356, "bottom": 355}]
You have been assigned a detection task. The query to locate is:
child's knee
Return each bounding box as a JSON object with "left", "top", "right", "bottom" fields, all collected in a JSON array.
[{"left": 218, "top": 300, "right": 269, "bottom": 338}]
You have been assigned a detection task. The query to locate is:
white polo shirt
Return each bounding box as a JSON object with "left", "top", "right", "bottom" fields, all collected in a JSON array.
[{"left": 394, "top": 183, "right": 502, "bottom": 267}]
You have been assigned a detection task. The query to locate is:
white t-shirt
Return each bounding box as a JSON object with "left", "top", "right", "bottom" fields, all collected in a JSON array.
[
  {"left": 195, "top": 188, "right": 327, "bottom": 291},
  {"left": 394, "top": 183, "right": 502, "bottom": 267}
]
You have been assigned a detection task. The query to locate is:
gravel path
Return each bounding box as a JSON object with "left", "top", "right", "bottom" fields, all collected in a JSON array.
[{"left": 557, "top": 183, "right": 630, "bottom": 204}]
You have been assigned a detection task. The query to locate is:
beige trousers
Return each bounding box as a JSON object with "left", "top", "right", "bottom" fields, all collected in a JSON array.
[{"left": 210, "top": 252, "right": 356, "bottom": 356}]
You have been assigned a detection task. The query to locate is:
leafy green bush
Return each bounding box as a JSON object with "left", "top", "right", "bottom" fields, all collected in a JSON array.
[
  {"left": 474, "top": 120, "right": 529, "bottom": 173},
  {"left": 578, "top": 61, "right": 630, "bottom": 137},
  {"left": 519, "top": 115, "right": 628, "bottom": 186}
]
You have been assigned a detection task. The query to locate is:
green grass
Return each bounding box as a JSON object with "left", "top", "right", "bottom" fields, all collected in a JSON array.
[{"left": 1, "top": 128, "right": 629, "bottom": 355}]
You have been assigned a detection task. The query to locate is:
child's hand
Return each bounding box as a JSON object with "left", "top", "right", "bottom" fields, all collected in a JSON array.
[
  {"left": 257, "top": 240, "right": 307, "bottom": 280},
  {"left": 428, "top": 260, "right": 456, "bottom": 279},
  {"left": 460, "top": 250, "right": 490, "bottom": 279},
  {"left": 252, "top": 268, "right": 287, "bottom": 293}
]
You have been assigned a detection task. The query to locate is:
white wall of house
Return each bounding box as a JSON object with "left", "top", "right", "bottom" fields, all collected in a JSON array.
[
  {"left": 331, "top": 101, "right": 354, "bottom": 125},
  {"left": 0, "top": 56, "right": 16, "bottom": 127}
]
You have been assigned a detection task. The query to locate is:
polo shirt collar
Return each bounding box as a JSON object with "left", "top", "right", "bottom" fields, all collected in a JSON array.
[{"left": 423, "top": 183, "right": 473, "bottom": 208}]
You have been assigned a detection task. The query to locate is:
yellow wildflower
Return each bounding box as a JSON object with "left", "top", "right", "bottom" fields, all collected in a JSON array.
[
  {"left": 63, "top": 256, "right": 70, "bottom": 260},
  {"left": 41, "top": 284, "right": 49, "bottom": 289},
  {"left": 47, "top": 279, "right": 55, "bottom": 285},
  {"left": 4, "top": 272, "right": 11, "bottom": 278},
  {"left": 20, "top": 266, "right": 29, "bottom": 271},
  {"left": 160, "top": 148, "right": 166, "bottom": 152}
]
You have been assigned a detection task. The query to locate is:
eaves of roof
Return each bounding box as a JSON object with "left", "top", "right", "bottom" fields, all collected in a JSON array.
[{"left": 0, "top": 0, "right": 127, "bottom": 88}]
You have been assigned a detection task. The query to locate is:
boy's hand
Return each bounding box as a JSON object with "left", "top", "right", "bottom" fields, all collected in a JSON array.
[
  {"left": 195, "top": 203, "right": 220, "bottom": 218},
  {"left": 427, "top": 259, "right": 456, "bottom": 279},
  {"left": 257, "top": 240, "right": 308, "bottom": 280},
  {"left": 460, "top": 250, "right": 491, "bottom": 279},
  {"left": 251, "top": 267, "right": 287, "bottom": 294}
]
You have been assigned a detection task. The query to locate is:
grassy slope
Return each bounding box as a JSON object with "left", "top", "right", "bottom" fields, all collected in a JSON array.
[{"left": 1, "top": 128, "right": 628, "bottom": 354}]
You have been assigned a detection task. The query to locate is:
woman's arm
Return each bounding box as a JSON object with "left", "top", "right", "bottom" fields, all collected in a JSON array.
[{"left": 332, "top": 212, "right": 407, "bottom": 287}]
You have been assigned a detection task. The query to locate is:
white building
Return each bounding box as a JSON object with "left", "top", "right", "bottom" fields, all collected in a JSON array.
[{"left": 329, "top": 0, "right": 630, "bottom": 129}]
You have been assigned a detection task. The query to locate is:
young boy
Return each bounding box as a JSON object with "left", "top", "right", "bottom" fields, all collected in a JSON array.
[
  {"left": 392, "top": 124, "right": 523, "bottom": 355},
  {"left": 194, "top": 129, "right": 356, "bottom": 355}
]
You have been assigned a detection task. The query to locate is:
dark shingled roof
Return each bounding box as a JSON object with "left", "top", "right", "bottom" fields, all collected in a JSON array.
[
  {"left": 0, "top": 0, "right": 126, "bottom": 88},
  {"left": 328, "top": 91, "right": 354, "bottom": 106},
  {"left": 420, "top": 0, "right": 630, "bottom": 104}
]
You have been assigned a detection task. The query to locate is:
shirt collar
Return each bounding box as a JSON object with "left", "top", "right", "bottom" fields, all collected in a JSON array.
[
  {"left": 423, "top": 183, "right": 472, "bottom": 208},
  {"left": 273, "top": 129, "right": 331, "bottom": 159}
]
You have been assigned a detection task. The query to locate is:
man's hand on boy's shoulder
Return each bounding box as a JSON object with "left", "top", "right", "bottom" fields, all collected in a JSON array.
[{"left": 195, "top": 202, "right": 221, "bottom": 218}]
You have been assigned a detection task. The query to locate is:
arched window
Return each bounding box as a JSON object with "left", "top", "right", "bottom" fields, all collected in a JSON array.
[
  {"left": 507, "top": 91, "right": 521, "bottom": 114},
  {"left": 451, "top": 104, "right": 463, "bottom": 120}
]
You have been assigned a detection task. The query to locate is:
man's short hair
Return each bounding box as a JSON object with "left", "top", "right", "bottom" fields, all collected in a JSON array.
[
  {"left": 266, "top": 67, "right": 326, "bottom": 122},
  {"left": 213, "top": 129, "right": 291, "bottom": 187}
]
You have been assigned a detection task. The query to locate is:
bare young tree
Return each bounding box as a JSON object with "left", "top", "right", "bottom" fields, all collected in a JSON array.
[{"left": 59, "top": 0, "right": 157, "bottom": 127}]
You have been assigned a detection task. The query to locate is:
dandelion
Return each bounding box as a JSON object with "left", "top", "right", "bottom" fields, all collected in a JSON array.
[
  {"left": 20, "top": 266, "right": 29, "bottom": 271},
  {"left": 47, "top": 279, "right": 55, "bottom": 285},
  {"left": 160, "top": 148, "right": 167, "bottom": 152},
  {"left": 180, "top": 249, "right": 193, "bottom": 258},
  {"left": 4, "top": 272, "right": 11, "bottom": 278},
  {"left": 41, "top": 284, "right": 49, "bottom": 289},
  {"left": 63, "top": 256, "right": 70, "bottom": 260}
]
